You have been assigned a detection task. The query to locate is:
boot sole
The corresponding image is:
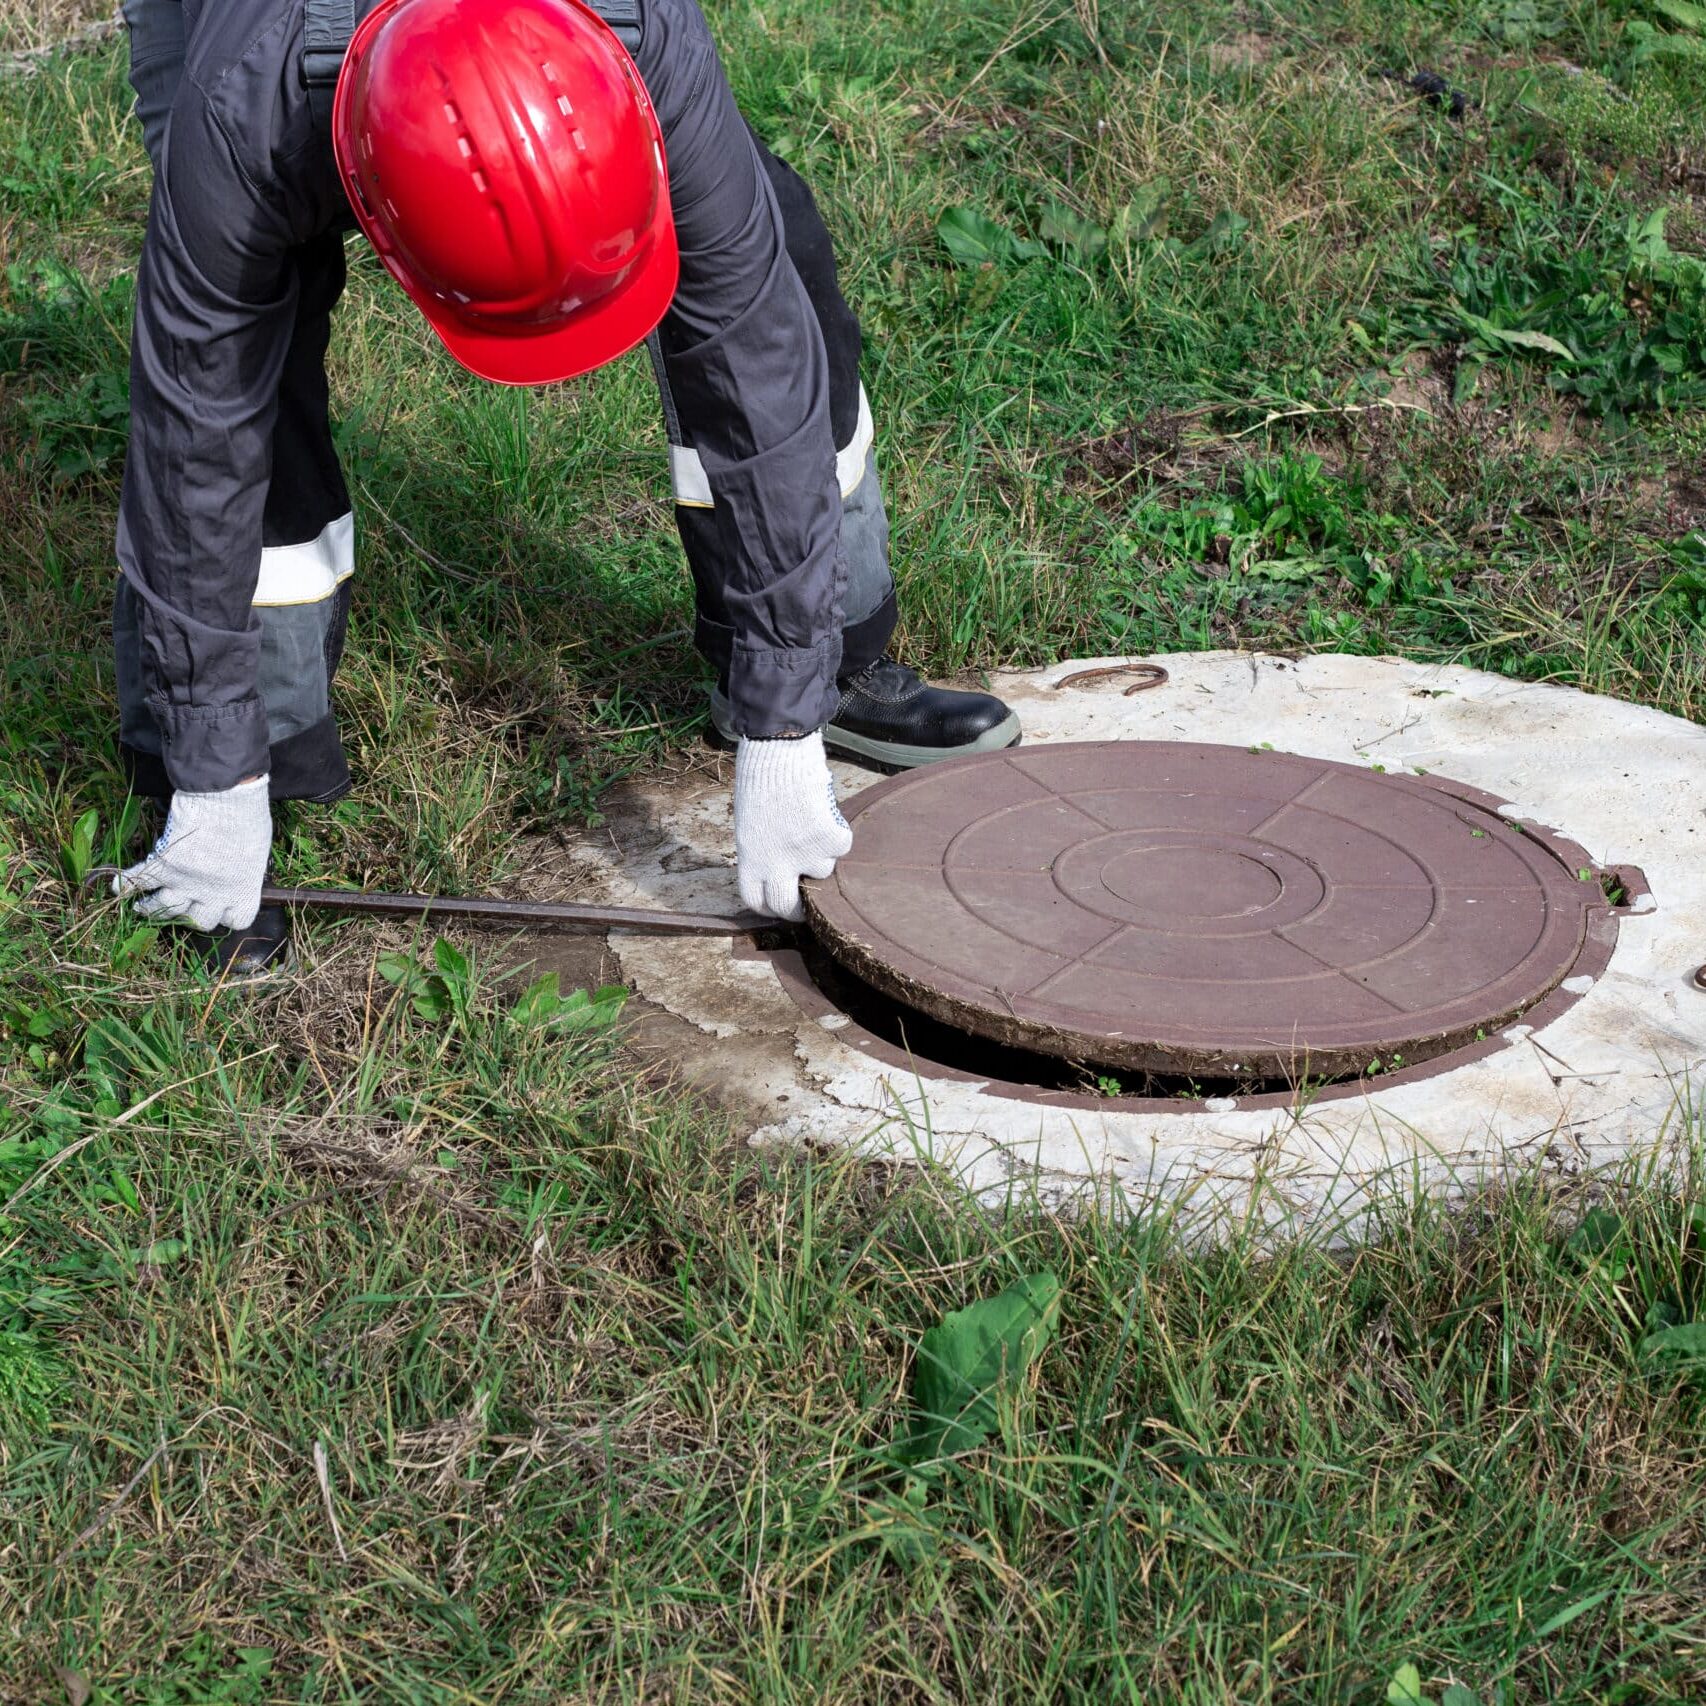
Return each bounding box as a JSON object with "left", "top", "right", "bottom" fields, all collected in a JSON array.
[
  {"left": 823, "top": 712, "right": 1023, "bottom": 771},
  {"left": 209, "top": 943, "right": 298, "bottom": 986},
  {"left": 706, "top": 697, "right": 1022, "bottom": 772}
]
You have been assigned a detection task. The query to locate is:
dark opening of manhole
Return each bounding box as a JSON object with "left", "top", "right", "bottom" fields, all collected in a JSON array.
[{"left": 798, "top": 936, "right": 1341, "bottom": 1100}]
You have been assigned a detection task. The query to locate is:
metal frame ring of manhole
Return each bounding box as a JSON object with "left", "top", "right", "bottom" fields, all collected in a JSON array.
[{"left": 799, "top": 741, "right": 1637, "bottom": 1093}]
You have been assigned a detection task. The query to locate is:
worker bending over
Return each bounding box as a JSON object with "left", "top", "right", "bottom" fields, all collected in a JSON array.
[{"left": 113, "top": 0, "right": 1020, "bottom": 970}]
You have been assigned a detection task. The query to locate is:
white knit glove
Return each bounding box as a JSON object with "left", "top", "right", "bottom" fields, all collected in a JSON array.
[
  {"left": 113, "top": 776, "right": 272, "bottom": 932},
  {"left": 734, "top": 732, "right": 853, "bottom": 922}
]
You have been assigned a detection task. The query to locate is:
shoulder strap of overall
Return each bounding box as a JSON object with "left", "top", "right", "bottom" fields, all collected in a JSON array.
[
  {"left": 585, "top": 0, "right": 644, "bottom": 54},
  {"left": 301, "top": 0, "right": 355, "bottom": 132},
  {"left": 300, "top": 0, "right": 643, "bottom": 130}
]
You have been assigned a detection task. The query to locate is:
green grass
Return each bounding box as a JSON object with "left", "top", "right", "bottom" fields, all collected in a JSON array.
[{"left": 2, "top": 0, "right": 1705, "bottom": 1697}]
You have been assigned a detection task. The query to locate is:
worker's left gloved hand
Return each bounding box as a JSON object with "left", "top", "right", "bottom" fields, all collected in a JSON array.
[
  {"left": 734, "top": 732, "right": 853, "bottom": 922},
  {"left": 112, "top": 776, "right": 272, "bottom": 932}
]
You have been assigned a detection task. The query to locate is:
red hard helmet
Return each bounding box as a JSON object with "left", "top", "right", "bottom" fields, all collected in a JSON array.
[{"left": 332, "top": 0, "right": 678, "bottom": 385}]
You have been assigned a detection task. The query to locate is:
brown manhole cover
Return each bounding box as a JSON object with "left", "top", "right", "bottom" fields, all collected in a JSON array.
[{"left": 802, "top": 742, "right": 1615, "bottom": 1081}]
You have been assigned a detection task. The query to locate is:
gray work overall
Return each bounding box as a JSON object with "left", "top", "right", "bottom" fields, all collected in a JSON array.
[{"left": 117, "top": 0, "right": 898, "bottom": 801}]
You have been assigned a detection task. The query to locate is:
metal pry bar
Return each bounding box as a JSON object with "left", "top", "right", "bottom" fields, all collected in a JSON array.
[{"left": 258, "top": 884, "right": 774, "bottom": 937}]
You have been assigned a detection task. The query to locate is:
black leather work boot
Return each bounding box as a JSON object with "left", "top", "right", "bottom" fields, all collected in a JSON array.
[
  {"left": 708, "top": 655, "right": 1020, "bottom": 770},
  {"left": 183, "top": 901, "right": 294, "bottom": 981},
  {"left": 823, "top": 655, "right": 1021, "bottom": 768}
]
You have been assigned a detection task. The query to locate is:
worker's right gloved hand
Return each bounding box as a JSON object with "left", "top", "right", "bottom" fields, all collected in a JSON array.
[
  {"left": 734, "top": 732, "right": 853, "bottom": 922},
  {"left": 113, "top": 776, "right": 272, "bottom": 933}
]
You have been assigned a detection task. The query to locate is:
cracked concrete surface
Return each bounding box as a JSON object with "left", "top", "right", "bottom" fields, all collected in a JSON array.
[{"left": 548, "top": 653, "right": 1706, "bottom": 1226}]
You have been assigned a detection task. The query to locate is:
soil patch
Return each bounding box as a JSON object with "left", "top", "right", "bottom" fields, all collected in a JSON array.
[
  {"left": 1385, "top": 350, "right": 1450, "bottom": 416},
  {"left": 1207, "top": 30, "right": 1277, "bottom": 71},
  {"left": 1060, "top": 408, "right": 1245, "bottom": 502}
]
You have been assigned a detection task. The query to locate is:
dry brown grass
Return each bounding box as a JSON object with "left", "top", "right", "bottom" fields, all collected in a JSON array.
[{"left": 0, "top": 1, "right": 119, "bottom": 58}]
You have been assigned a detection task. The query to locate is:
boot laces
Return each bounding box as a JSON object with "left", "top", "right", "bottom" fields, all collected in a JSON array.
[{"left": 841, "top": 653, "right": 912, "bottom": 696}]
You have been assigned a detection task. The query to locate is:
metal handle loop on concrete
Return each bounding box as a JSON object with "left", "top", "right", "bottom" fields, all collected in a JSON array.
[{"left": 1054, "top": 662, "right": 1170, "bottom": 696}]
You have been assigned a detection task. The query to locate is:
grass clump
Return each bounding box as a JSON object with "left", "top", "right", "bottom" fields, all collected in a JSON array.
[
  {"left": 1393, "top": 197, "right": 1706, "bottom": 418},
  {"left": 2, "top": 876, "right": 1704, "bottom": 1699},
  {"left": 1, "top": 0, "right": 1705, "bottom": 1697}
]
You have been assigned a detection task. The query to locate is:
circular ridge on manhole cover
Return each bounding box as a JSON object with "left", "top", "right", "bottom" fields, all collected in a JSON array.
[{"left": 802, "top": 741, "right": 1610, "bottom": 1079}]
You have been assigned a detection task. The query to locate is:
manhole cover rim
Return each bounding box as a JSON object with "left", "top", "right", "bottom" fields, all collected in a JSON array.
[
  {"left": 758, "top": 916, "right": 1620, "bottom": 1112},
  {"left": 803, "top": 741, "right": 1617, "bottom": 1080}
]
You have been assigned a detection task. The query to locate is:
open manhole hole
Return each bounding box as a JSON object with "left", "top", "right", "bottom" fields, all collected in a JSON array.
[{"left": 758, "top": 742, "right": 1638, "bottom": 1109}]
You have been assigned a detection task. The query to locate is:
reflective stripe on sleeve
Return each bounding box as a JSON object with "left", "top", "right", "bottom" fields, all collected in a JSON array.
[
  {"left": 669, "top": 386, "right": 874, "bottom": 509},
  {"left": 252, "top": 511, "right": 355, "bottom": 607}
]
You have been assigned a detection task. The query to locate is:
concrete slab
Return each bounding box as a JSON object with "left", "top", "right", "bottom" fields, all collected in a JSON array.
[{"left": 553, "top": 653, "right": 1706, "bottom": 1227}]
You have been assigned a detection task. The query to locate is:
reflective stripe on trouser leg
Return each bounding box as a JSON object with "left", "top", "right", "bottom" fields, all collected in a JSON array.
[
  {"left": 667, "top": 383, "right": 873, "bottom": 508},
  {"left": 655, "top": 372, "right": 899, "bottom": 638},
  {"left": 252, "top": 512, "right": 354, "bottom": 746},
  {"left": 114, "top": 514, "right": 356, "bottom": 803}
]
